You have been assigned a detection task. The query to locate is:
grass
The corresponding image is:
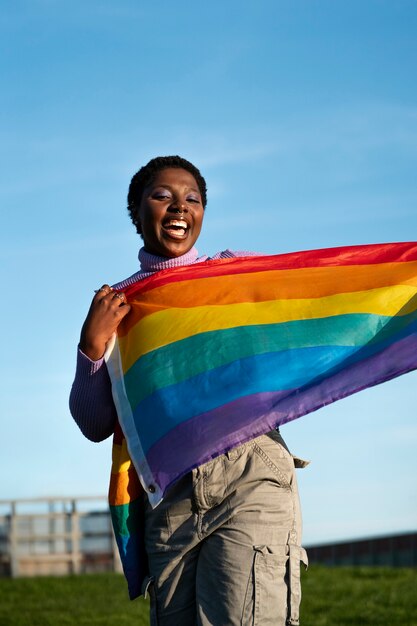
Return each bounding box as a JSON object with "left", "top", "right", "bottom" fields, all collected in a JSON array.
[
  {"left": 0, "top": 573, "right": 147, "bottom": 626},
  {"left": 300, "top": 565, "right": 417, "bottom": 625},
  {"left": 0, "top": 566, "right": 415, "bottom": 625}
]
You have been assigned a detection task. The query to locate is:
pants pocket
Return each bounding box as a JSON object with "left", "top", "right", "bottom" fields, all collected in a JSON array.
[
  {"left": 142, "top": 576, "right": 159, "bottom": 626},
  {"left": 244, "top": 543, "right": 308, "bottom": 626},
  {"left": 252, "top": 544, "right": 289, "bottom": 626},
  {"left": 252, "top": 437, "right": 294, "bottom": 488}
]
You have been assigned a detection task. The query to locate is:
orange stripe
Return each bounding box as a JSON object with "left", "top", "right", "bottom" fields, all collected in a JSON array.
[
  {"left": 108, "top": 466, "right": 142, "bottom": 506},
  {"left": 118, "top": 260, "right": 417, "bottom": 336}
]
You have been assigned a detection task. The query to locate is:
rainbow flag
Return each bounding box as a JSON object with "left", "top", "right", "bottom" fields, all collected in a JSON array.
[
  {"left": 108, "top": 420, "right": 146, "bottom": 599},
  {"left": 106, "top": 241, "right": 417, "bottom": 590}
]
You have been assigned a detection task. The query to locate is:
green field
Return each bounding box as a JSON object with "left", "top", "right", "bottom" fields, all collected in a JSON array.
[{"left": 0, "top": 566, "right": 416, "bottom": 625}]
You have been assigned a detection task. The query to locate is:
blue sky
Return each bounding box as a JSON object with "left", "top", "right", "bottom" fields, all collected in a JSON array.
[{"left": 1, "top": 0, "right": 416, "bottom": 544}]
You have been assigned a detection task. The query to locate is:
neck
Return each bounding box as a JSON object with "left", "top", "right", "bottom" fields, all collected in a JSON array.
[{"left": 138, "top": 247, "right": 201, "bottom": 272}]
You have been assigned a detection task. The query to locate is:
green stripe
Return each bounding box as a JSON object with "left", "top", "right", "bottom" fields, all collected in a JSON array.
[
  {"left": 110, "top": 499, "right": 141, "bottom": 537},
  {"left": 124, "top": 311, "right": 417, "bottom": 411}
]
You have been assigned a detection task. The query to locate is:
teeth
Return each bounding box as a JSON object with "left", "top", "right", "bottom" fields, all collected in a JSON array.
[
  {"left": 164, "top": 220, "right": 188, "bottom": 233},
  {"left": 166, "top": 220, "right": 187, "bottom": 228}
]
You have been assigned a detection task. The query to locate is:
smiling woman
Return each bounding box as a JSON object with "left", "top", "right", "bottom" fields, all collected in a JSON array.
[
  {"left": 69, "top": 155, "right": 306, "bottom": 626},
  {"left": 133, "top": 167, "right": 205, "bottom": 258}
]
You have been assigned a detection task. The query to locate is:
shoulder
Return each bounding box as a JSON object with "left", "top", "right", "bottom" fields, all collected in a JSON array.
[
  {"left": 112, "top": 271, "right": 145, "bottom": 290},
  {"left": 210, "top": 249, "right": 262, "bottom": 259}
]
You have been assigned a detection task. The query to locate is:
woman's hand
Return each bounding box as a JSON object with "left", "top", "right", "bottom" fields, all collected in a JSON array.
[{"left": 79, "top": 285, "right": 131, "bottom": 361}]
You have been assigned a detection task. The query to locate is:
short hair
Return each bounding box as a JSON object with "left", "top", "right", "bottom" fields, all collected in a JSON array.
[{"left": 127, "top": 155, "right": 207, "bottom": 234}]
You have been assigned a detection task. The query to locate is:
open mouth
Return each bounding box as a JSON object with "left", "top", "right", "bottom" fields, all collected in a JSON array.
[{"left": 162, "top": 218, "right": 189, "bottom": 239}]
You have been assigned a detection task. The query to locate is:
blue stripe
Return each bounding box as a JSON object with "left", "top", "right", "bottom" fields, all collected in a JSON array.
[{"left": 133, "top": 344, "right": 356, "bottom": 453}]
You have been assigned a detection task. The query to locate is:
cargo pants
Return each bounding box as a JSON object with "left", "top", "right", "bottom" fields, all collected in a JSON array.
[{"left": 143, "top": 430, "right": 308, "bottom": 625}]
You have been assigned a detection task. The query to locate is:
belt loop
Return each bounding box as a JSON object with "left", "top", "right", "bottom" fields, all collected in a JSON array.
[{"left": 287, "top": 544, "right": 308, "bottom": 626}]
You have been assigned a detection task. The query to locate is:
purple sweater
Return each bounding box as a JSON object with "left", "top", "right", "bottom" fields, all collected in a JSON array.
[{"left": 70, "top": 247, "right": 257, "bottom": 442}]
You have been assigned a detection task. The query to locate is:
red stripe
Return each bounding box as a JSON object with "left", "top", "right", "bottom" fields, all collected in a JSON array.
[{"left": 120, "top": 242, "right": 417, "bottom": 299}]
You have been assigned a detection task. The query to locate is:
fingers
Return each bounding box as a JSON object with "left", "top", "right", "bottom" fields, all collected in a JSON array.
[
  {"left": 94, "top": 285, "right": 127, "bottom": 308},
  {"left": 112, "top": 291, "right": 126, "bottom": 304},
  {"left": 97, "top": 284, "right": 112, "bottom": 294},
  {"left": 94, "top": 284, "right": 113, "bottom": 302},
  {"left": 112, "top": 292, "right": 131, "bottom": 318},
  {"left": 117, "top": 301, "right": 131, "bottom": 318},
  {"left": 98, "top": 287, "right": 130, "bottom": 316},
  {"left": 110, "top": 291, "right": 129, "bottom": 314}
]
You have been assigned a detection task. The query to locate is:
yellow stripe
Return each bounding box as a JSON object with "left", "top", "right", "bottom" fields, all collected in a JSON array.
[
  {"left": 111, "top": 439, "right": 132, "bottom": 475},
  {"left": 119, "top": 283, "right": 417, "bottom": 372}
]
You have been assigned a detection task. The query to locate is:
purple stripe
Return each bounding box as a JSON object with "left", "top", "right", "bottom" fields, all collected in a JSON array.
[
  {"left": 146, "top": 390, "right": 291, "bottom": 489},
  {"left": 146, "top": 332, "right": 417, "bottom": 495}
]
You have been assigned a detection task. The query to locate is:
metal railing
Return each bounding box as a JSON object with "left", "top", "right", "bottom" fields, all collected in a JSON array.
[{"left": 0, "top": 497, "right": 122, "bottom": 577}]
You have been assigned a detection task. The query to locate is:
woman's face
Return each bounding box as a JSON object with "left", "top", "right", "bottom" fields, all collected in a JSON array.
[{"left": 137, "top": 168, "right": 205, "bottom": 258}]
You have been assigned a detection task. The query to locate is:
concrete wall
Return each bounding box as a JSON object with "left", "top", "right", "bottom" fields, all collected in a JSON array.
[{"left": 306, "top": 532, "right": 417, "bottom": 567}]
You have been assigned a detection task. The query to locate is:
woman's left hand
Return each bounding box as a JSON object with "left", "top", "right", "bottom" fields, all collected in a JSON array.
[{"left": 79, "top": 285, "right": 131, "bottom": 360}]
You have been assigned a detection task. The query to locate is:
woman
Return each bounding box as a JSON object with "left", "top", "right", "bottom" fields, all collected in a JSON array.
[{"left": 70, "top": 155, "right": 307, "bottom": 626}]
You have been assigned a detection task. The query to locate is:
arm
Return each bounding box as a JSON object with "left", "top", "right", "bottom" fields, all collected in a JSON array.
[
  {"left": 69, "top": 285, "right": 131, "bottom": 442},
  {"left": 69, "top": 348, "right": 118, "bottom": 442}
]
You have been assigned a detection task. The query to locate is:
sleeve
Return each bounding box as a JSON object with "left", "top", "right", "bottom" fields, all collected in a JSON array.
[{"left": 69, "top": 348, "right": 118, "bottom": 442}]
